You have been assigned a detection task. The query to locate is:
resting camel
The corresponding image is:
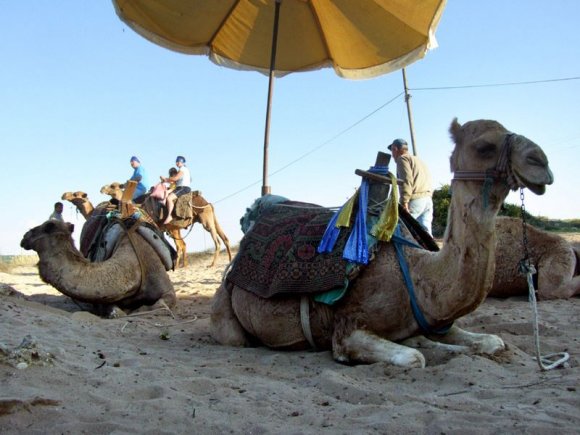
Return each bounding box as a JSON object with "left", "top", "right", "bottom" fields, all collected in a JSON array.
[
  {"left": 210, "top": 118, "right": 554, "bottom": 368},
  {"left": 99, "top": 182, "right": 231, "bottom": 268},
  {"left": 491, "top": 216, "right": 580, "bottom": 299},
  {"left": 21, "top": 220, "right": 176, "bottom": 316}
]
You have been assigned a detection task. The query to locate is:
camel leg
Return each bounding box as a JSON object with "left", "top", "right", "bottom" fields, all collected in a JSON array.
[
  {"left": 401, "top": 335, "right": 470, "bottom": 353},
  {"left": 210, "top": 282, "right": 250, "bottom": 346},
  {"left": 537, "top": 253, "right": 580, "bottom": 299},
  {"left": 333, "top": 329, "right": 426, "bottom": 368},
  {"left": 203, "top": 222, "right": 221, "bottom": 268},
  {"left": 425, "top": 325, "right": 505, "bottom": 355},
  {"left": 169, "top": 228, "right": 186, "bottom": 268}
]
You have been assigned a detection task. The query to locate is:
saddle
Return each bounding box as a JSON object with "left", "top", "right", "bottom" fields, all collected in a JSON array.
[{"left": 80, "top": 205, "right": 177, "bottom": 270}]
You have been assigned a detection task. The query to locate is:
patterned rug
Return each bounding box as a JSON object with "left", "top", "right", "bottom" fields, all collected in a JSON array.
[{"left": 226, "top": 201, "right": 352, "bottom": 298}]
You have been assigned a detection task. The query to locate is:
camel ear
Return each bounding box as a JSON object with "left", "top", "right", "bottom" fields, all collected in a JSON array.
[
  {"left": 44, "top": 221, "right": 58, "bottom": 233},
  {"left": 449, "top": 118, "right": 462, "bottom": 144},
  {"left": 67, "top": 223, "right": 75, "bottom": 234}
]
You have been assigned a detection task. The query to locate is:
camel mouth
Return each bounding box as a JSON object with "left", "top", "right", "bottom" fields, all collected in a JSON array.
[{"left": 512, "top": 168, "right": 552, "bottom": 196}]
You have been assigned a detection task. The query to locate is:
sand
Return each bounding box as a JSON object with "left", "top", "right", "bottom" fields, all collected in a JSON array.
[{"left": 1, "top": 239, "right": 579, "bottom": 434}]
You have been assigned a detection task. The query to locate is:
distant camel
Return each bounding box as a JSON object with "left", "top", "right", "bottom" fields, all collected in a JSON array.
[
  {"left": 90, "top": 183, "right": 231, "bottom": 268},
  {"left": 490, "top": 216, "right": 580, "bottom": 299}
]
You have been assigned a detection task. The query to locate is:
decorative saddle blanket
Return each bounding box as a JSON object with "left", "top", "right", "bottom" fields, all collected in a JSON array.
[
  {"left": 80, "top": 205, "right": 177, "bottom": 270},
  {"left": 226, "top": 201, "right": 353, "bottom": 298}
]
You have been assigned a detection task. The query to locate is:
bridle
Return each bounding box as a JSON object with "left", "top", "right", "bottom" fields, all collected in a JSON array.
[{"left": 452, "top": 133, "right": 515, "bottom": 185}]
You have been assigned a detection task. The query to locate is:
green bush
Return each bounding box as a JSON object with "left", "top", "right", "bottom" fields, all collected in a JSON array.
[{"left": 431, "top": 184, "right": 580, "bottom": 237}]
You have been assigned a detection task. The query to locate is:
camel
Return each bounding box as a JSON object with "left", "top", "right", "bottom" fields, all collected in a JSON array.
[
  {"left": 490, "top": 216, "right": 580, "bottom": 299},
  {"left": 210, "top": 118, "right": 554, "bottom": 368},
  {"left": 99, "top": 182, "right": 232, "bottom": 268},
  {"left": 20, "top": 220, "right": 176, "bottom": 316}
]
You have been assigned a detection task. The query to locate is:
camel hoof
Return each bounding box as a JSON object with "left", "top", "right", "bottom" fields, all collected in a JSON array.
[
  {"left": 472, "top": 334, "right": 505, "bottom": 355},
  {"left": 393, "top": 348, "right": 426, "bottom": 368}
]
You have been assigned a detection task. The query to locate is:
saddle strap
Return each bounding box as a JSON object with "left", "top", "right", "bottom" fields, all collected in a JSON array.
[{"left": 300, "top": 296, "right": 317, "bottom": 350}]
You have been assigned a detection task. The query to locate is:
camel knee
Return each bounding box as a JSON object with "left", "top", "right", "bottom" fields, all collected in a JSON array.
[{"left": 210, "top": 284, "right": 249, "bottom": 346}]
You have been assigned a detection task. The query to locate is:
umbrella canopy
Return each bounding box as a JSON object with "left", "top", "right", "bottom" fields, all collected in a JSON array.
[{"left": 113, "top": 0, "right": 447, "bottom": 193}]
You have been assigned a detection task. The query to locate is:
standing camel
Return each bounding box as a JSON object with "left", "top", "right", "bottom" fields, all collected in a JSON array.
[
  {"left": 210, "top": 118, "right": 554, "bottom": 368},
  {"left": 98, "top": 183, "right": 231, "bottom": 268}
]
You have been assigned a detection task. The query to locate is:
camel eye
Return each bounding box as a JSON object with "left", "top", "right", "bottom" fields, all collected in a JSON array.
[{"left": 475, "top": 142, "right": 496, "bottom": 158}]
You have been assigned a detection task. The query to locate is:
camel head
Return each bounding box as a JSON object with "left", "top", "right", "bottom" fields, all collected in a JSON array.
[
  {"left": 100, "top": 182, "right": 125, "bottom": 201},
  {"left": 61, "top": 191, "right": 94, "bottom": 219},
  {"left": 21, "top": 220, "right": 75, "bottom": 252},
  {"left": 449, "top": 118, "right": 553, "bottom": 198}
]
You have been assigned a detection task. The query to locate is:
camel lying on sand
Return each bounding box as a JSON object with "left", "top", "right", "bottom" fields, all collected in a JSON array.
[
  {"left": 21, "top": 220, "right": 176, "bottom": 316},
  {"left": 99, "top": 182, "right": 231, "bottom": 268},
  {"left": 491, "top": 217, "right": 580, "bottom": 299},
  {"left": 210, "top": 118, "right": 554, "bottom": 368}
]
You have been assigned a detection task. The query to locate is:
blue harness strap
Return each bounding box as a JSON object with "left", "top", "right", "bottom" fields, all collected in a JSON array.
[{"left": 392, "top": 225, "right": 452, "bottom": 335}]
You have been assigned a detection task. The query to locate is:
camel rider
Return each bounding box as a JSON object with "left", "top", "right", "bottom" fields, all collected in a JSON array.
[
  {"left": 161, "top": 155, "right": 191, "bottom": 225},
  {"left": 129, "top": 156, "right": 150, "bottom": 200}
]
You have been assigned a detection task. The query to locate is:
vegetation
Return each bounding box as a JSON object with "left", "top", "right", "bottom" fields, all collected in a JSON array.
[
  {"left": 432, "top": 184, "right": 580, "bottom": 238},
  {"left": 0, "top": 255, "right": 38, "bottom": 273}
]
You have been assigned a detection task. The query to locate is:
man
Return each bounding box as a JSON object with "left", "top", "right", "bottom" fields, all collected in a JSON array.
[
  {"left": 49, "top": 202, "right": 64, "bottom": 221},
  {"left": 129, "top": 156, "right": 149, "bottom": 200},
  {"left": 161, "top": 155, "right": 191, "bottom": 224},
  {"left": 388, "top": 138, "right": 433, "bottom": 235}
]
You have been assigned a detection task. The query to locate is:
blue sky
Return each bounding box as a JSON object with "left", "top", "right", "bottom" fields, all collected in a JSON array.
[{"left": 1, "top": 1, "right": 579, "bottom": 255}]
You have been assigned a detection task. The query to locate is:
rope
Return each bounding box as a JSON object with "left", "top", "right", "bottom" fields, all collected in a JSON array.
[
  {"left": 518, "top": 188, "right": 569, "bottom": 371},
  {"left": 524, "top": 266, "right": 570, "bottom": 371}
]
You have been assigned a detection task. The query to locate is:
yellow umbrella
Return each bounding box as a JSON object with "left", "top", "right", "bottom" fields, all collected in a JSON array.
[{"left": 113, "top": 0, "right": 447, "bottom": 194}]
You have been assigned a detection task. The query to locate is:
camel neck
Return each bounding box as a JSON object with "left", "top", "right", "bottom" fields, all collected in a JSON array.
[{"left": 427, "top": 182, "right": 506, "bottom": 322}]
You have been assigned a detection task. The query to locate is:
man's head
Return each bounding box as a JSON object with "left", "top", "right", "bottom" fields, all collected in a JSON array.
[
  {"left": 176, "top": 156, "right": 186, "bottom": 167},
  {"left": 130, "top": 156, "right": 141, "bottom": 168},
  {"left": 388, "top": 138, "right": 408, "bottom": 158},
  {"left": 54, "top": 202, "right": 63, "bottom": 213}
]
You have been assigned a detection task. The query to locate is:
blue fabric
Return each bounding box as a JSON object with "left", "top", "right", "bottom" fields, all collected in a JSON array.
[
  {"left": 317, "top": 165, "right": 389, "bottom": 265},
  {"left": 131, "top": 165, "right": 149, "bottom": 199},
  {"left": 317, "top": 208, "right": 342, "bottom": 254},
  {"left": 342, "top": 180, "right": 370, "bottom": 264}
]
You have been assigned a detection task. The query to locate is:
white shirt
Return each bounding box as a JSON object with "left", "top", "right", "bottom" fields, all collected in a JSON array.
[{"left": 177, "top": 165, "right": 191, "bottom": 187}]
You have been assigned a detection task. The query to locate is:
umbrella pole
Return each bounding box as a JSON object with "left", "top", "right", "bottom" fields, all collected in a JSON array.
[
  {"left": 262, "top": 0, "right": 282, "bottom": 196},
  {"left": 402, "top": 68, "right": 418, "bottom": 156}
]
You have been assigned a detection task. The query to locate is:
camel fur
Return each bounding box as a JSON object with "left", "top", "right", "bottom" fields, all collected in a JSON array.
[
  {"left": 210, "top": 118, "right": 554, "bottom": 368},
  {"left": 99, "top": 182, "right": 232, "bottom": 268},
  {"left": 491, "top": 216, "right": 580, "bottom": 299},
  {"left": 20, "top": 220, "right": 176, "bottom": 316}
]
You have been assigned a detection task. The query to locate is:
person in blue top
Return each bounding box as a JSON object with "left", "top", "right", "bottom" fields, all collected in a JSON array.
[{"left": 129, "top": 156, "right": 149, "bottom": 200}]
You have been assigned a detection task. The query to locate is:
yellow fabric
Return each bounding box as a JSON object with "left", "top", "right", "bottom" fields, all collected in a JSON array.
[
  {"left": 113, "top": 0, "right": 447, "bottom": 79},
  {"left": 371, "top": 172, "right": 399, "bottom": 242},
  {"left": 335, "top": 190, "right": 358, "bottom": 228}
]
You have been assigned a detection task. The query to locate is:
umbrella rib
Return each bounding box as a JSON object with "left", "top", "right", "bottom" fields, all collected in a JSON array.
[
  {"left": 207, "top": 0, "right": 242, "bottom": 49},
  {"left": 307, "top": 1, "right": 333, "bottom": 67}
]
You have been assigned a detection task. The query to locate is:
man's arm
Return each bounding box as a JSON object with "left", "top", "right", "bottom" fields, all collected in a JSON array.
[{"left": 397, "top": 156, "right": 414, "bottom": 210}]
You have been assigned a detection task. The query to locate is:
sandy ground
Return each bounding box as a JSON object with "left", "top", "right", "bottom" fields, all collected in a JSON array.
[{"left": 1, "top": 236, "right": 579, "bottom": 434}]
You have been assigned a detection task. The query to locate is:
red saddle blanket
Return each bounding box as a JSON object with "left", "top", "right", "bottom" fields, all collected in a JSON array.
[{"left": 226, "top": 201, "right": 351, "bottom": 298}]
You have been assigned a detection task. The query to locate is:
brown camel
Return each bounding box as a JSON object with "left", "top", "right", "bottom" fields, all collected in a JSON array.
[
  {"left": 491, "top": 216, "right": 580, "bottom": 299},
  {"left": 20, "top": 220, "right": 176, "bottom": 316},
  {"left": 99, "top": 182, "right": 232, "bottom": 268},
  {"left": 210, "top": 118, "right": 554, "bottom": 368}
]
